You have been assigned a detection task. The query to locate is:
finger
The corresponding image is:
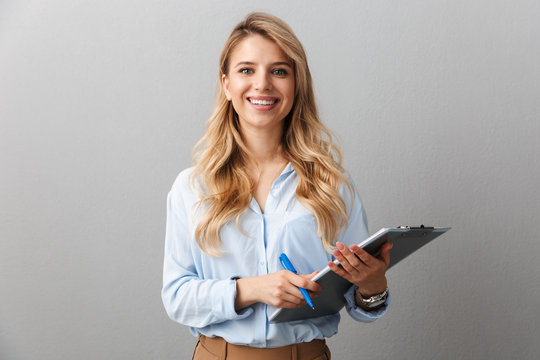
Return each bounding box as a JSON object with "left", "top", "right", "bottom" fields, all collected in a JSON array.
[
  {"left": 269, "top": 283, "right": 305, "bottom": 308},
  {"left": 334, "top": 247, "right": 367, "bottom": 277},
  {"left": 282, "top": 282, "right": 309, "bottom": 303},
  {"left": 278, "top": 297, "right": 306, "bottom": 308},
  {"left": 301, "top": 273, "right": 323, "bottom": 295},
  {"left": 332, "top": 248, "right": 355, "bottom": 274},
  {"left": 328, "top": 260, "right": 353, "bottom": 283},
  {"left": 275, "top": 271, "right": 312, "bottom": 301},
  {"left": 292, "top": 273, "right": 322, "bottom": 292},
  {"left": 287, "top": 282, "right": 319, "bottom": 305},
  {"left": 349, "top": 245, "right": 376, "bottom": 267},
  {"left": 285, "top": 283, "right": 319, "bottom": 308},
  {"left": 299, "top": 271, "right": 319, "bottom": 280},
  {"left": 378, "top": 242, "right": 393, "bottom": 269},
  {"left": 336, "top": 242, "right": 364, "bottom": 269}
]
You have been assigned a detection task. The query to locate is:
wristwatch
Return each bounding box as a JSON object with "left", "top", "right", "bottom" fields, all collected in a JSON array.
[{"left": 355, "top": 287, "right": 389, "bottom": 308}]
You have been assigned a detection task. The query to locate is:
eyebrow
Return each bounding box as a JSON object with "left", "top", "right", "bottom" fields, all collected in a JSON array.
[{"left": 233, "top": 61, "right": 293, "bottom": 69}]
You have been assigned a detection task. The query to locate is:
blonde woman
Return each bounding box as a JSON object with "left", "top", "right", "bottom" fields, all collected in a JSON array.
[{"left": 162, "top": 12, "right": 392, "bottom": 359}]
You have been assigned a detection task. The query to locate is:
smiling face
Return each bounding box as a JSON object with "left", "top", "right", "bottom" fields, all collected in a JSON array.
[{"left": 222, "top": 34, "right": 295, "bottom": 135}]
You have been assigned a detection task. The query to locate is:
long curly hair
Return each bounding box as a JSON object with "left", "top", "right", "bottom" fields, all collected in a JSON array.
[{"left": 191, "top": 12, "right": 353, "bottom": 256}]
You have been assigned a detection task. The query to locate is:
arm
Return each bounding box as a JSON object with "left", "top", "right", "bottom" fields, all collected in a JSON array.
[
  {"left": 327, "top": 177, "right": 392, "bottom": 320},
  {"left": 161, "top": 184, "right": 322, "bottom": 326},
  {"left": 161, "top": 187, "right": 252, "bottom": 328}
]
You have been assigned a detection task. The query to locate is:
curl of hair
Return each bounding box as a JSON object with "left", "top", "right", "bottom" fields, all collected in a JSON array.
[{"left": 191, "top": 12, "right": 353, "bottom": 256}]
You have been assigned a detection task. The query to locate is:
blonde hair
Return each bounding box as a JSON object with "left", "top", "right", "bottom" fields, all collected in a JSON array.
[{"left": 191, "top": 12, "right": 353, "bottom": 256}]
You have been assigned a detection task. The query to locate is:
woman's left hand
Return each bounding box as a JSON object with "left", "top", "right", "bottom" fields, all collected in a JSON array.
[{"left": 328, "top": 241, "right": 392, "bottom": 297}]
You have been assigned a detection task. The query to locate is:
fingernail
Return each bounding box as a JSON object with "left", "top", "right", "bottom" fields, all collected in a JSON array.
[{"left": 337, "top": 242, "right": 344, "bottom": 250}]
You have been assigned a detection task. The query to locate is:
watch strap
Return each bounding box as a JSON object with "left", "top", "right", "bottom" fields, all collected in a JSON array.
[{"left": 355, "top": 287, "right": 389, "bottom": 308}]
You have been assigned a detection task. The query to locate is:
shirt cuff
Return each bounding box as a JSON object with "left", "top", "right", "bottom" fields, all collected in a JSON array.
[
  {"left": 212, "top": 279, "right": 254, "bottom": 321},
  {"left": 344, "top": 285, "right": 391, "bottom": 322}
]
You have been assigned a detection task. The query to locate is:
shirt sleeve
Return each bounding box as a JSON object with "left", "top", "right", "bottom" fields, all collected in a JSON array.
[
  {"left": 161, "top": 180, "right": 253, "bottom": 329},
  {"left": 344, "top": 286, "right": 391, "bottom": 322},
  {"left": 336, "top": 174, "right": 390, "bottom": 322}
]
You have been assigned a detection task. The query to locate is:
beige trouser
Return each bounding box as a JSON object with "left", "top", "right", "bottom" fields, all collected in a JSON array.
[{"left": 192, "top": 335, "right": 331, "bottom": 360}]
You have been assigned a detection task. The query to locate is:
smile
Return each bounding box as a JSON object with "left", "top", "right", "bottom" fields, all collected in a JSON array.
[{"left": 248, "top": 97, "right": 278, "bottom": 105}]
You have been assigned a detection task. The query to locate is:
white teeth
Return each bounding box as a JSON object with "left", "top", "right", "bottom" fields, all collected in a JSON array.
[{"left": 249, "top": 99, "right": 276, "bottom": 105}]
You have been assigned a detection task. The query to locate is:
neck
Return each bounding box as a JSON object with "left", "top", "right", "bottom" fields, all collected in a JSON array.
[{"left": 240, "top": 124, "right": 287, "bottom": 166}]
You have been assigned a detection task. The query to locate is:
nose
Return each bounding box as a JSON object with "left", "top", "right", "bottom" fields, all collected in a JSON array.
[{"left": 254, "top": 71, "right": 272, "bottom": 91}]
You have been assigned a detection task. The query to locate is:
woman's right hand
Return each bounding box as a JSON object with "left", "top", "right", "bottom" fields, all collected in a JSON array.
[{"left": 234, "top": 270, "right": 322, "bottom": 311}]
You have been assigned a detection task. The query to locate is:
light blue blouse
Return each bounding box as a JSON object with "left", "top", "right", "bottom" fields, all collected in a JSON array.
[{"left": 161, "top": 163, "right": 390, "bottom": 348}]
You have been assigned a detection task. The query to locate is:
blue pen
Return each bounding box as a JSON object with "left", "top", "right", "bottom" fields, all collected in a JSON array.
[{"left": 279, "top": 253, "right": 315, "bottom": 310}]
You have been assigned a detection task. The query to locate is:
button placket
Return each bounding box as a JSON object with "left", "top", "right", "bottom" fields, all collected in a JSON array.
[{"left": 258, "top": 214, "right": 268, "bottom": 275}]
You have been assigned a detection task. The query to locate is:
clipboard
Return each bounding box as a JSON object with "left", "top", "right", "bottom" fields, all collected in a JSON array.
[{"left": 269, "top": 225, "right": 451, "bottom": 323}]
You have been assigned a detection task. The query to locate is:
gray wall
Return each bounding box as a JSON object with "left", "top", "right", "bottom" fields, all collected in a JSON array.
[{"left": 2, "top": 1, "right": 539, "bottom": 359}]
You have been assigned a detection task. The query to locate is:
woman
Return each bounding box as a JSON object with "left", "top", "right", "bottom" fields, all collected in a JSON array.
[{"left": 162, "top": 12, "right": 392, "bottom": 359}]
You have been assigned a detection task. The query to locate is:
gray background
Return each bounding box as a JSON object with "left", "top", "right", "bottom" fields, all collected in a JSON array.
[{"left": 1, "top": 0, "right": 539, "bottom": 359}]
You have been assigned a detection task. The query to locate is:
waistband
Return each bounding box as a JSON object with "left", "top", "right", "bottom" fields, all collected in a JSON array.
[{"left": 197, "top": 334, "right": 329, "bottom": 360}]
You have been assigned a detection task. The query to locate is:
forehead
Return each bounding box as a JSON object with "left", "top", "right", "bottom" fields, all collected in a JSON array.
[{"left": 229, "top": 34, "right": 291, "bottom": 65}]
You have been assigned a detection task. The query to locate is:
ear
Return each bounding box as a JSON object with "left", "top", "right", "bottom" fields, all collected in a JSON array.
[{"left": 222, "top": 74, "right": 231, "bottom": 101}]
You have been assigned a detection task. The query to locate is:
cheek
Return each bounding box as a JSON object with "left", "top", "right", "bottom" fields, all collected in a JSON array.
[
  {"left": 284, "top": 85, "right": 295, "bottom": 110},
  {"left": 283, "top": 80, "right": 295, "bottom": 102},
  {"left": 229, "top": 86, "right": 247, "bottom": 113},
  {"left": 231, "top": 82, "right": 249, "bottom": 100}
]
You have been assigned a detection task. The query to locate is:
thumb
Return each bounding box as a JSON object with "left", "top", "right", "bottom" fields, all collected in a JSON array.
[
  {"left": 300, "top": 271, "right": 320, "bottom": 280},
  {"left": 379, "top": 242, "right": 393, "bottom": 269}
]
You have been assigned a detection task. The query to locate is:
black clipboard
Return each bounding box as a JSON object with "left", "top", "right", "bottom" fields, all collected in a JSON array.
[{"left": 269, "top": 225, "right": 451, "bottom": 323}]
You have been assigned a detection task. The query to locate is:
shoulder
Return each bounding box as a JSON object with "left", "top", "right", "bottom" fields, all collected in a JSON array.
[
  {"left": 167, "top": 167, "right": 202, "bottom": 217},
  {"left": 169, "top": 166, "right": 199, "bottom": 200},
  {"left": 171, "top": 166, "right": 195, "bottom": 190}
]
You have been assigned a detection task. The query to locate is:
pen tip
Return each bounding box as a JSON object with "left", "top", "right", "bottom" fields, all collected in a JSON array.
[{"left": 311, "top": 306, "right": 315, "bottom": 310}]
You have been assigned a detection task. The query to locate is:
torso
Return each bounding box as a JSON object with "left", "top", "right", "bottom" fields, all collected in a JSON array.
[{"left": 165, "top": 165, "right": 370, "bottom": 348}]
